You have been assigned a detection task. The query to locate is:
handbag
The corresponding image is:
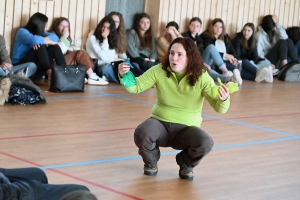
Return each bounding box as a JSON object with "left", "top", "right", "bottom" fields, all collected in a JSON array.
[{"left": 49, "top": 65, "right": 86, "bottom": 92}]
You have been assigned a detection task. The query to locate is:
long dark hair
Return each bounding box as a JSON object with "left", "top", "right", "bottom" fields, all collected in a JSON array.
[
  {"left": 261, "top": 15, "right": 275, "bottom": 43},
  {"left": 24, "top": 12, "right": 48, "bottom": 36},
  {"left": 208, "top": 18, "right": 226, "bottom": 40},
  {"left": 161, "top": 37, "right": 207, "bottom": 86},
  {"left": 133, "top": 12, "right": 153, "bottom": 50},
  {"left": 108, "top": 11, "right": 126, "bottom": 53},
  {"left": 49, "top": 17, "right": 72, "bottom": 41},
  {"left": 94, "top": 16, "right": 117, "bottom": 49},
  {"left": 166, "top": 21, "right": 179, "bottom": 30},
  {"left": 241, "top": 23, "right": 256, "bottom": 51}
]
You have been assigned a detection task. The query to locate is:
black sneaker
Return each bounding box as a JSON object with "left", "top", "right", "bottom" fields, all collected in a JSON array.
[
  {"left": 144, "top": 163, "right": 158, "bottom": 176},
  {"left": 179, "top": 166, "right": 193, "bottom": 180}
]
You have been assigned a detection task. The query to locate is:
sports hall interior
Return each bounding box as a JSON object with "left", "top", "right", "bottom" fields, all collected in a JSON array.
[{"left": 1, "top": 0, "right": 300, "bottom": 199}]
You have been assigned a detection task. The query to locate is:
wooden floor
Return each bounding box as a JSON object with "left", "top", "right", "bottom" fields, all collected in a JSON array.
[{"left": 1, "top": 79, "right": 300, "bottom": 200}]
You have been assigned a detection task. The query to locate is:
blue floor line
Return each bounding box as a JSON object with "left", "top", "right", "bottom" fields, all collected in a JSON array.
[
  {"left": 40, "top": 136, "right": 300, "bottom": 170},
  {"left": 202, "top": 114, "right": 299, "bottom": 138}
]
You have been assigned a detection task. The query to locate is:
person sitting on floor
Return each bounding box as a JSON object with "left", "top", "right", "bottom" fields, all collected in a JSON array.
[{"left": 0, "top": 167, "right": 89, "bottom": 200}]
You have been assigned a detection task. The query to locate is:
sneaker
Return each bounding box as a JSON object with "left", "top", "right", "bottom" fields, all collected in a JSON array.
[
  {"left": 16, "top": 69, "right": 26, "bottom": 77},
  {"left": 273, "top": 68, "right": 279, "bottom": 76},
  {"left": 223, "top": 71, "right": 233, "bottom": 77},
  {"left": 255, "top": 68, "right": 268, "bottom": 82},
  {"left": 84, "top": 78, "right": 88, "bottom": 84},
  {"left": 179, "top": 166, "right": 193, "bottom": 180},
  {"left": 144, "top": 163, "right": 158, "bottom": 176},
  {"left": 87, "top": 73, "right": 108, "bottom": 85},
  {"left": 231, "top": 69, "right": 242, "bottom": 85},
  {"left": 102, "top": 75, "right": 109, "bottom": 82},
  {"left": 265, "top": 65, "right": 273, "bottom": 83}
]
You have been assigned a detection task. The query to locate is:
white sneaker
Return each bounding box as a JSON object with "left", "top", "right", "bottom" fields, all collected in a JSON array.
[
  {"left": 255, "top": 68, "right": 268, "bottom": 82},
  {"left": 87, "top": 73, "right": 108, "bottom": 85},
  {"left": 84, "top": 78, "right": 88, "bottom": 84},
  {"left": 231, "top": 69, "right": 242, "bottom": 85},
  {"left": 265, "top": 66, "right": 273, "bottom": 83},
  {"left": 273, "top": 68, "right": 279, "bottom": 76},
  {"left": 102, "top": 75, "right": 109, "bottom": 82},
  {"left": 223, "top": 71, "right": 233, "bottom": 77}
]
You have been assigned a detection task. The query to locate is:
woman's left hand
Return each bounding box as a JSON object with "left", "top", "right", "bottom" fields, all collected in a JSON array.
[{"left": 218, "top": 84, "right": 230, "bottom": 101}]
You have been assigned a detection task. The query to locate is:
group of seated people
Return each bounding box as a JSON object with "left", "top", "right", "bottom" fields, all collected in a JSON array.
[{"left": 1, "top": 11, "right": 300, "bottom": 86}]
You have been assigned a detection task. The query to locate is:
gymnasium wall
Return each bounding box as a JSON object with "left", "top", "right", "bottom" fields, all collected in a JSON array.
[{"left": 1, "top": 0, "right": 299, "bottom": 55}]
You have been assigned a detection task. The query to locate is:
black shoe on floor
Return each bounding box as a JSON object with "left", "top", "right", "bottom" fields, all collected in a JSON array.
[
  {"left": 144, "top": 163, "right": 158, "bottom": 176},
  {"left": 179, "top": 166, "right": 193, "bottom": 180}
]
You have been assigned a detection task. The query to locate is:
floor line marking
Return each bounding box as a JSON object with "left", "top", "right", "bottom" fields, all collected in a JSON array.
[
  {"left": 0, "top": 151, "right": 143, "bottom": 200},
  {"left": 40, "top": 136, "right": 300, "bottom": 169}
]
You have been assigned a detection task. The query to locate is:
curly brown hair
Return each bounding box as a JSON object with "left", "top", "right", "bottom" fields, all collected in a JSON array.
[
  {"left": 108, "top": 12, "right": 127, "bottom": 54},
  {"left": 161, "top": 37, "right": 207, "bottom": 86}
]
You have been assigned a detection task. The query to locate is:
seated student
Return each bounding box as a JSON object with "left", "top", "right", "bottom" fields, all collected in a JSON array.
[
  {"left": 86, "top": 16, "right": 127, "bottom": 83},
  {"left": 12, "top": 12, "right": 66, "bottom": 80},
  {"left": 50, "top": 17, "right": 108, "bottom": 85},
  {"left": 60, "top": 190, "right": 98, "bottom": 200},
  {"left": 201, "top": 18, "right": 238, "bottom": 74},
  {"left": 157, "top": 21, "right": 182, "bottom": 62},
  {"left": 286, "top": 26, "right": 300, "bottom": 61},
  {"left": 0, "top": 34, "right": 36, "bottom": 77},
  {"left": 231, "top": 23, "right": 273, "bottom": 83},
  {"left": 256, "top": 14, "right": 298, "bottom": 75},
  {"left": 183, "top": 17, "right": 242, "bottom": 85},
  {"left": 126, "top": 12, "right": 158, "bottom": 71},
  {"left": 0, "top": 167, "right": 89, "bottom": 200}
]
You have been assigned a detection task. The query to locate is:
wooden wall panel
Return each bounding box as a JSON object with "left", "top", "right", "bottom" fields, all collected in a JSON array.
[
  {"left": 0, "top": 1, "right": 6, "bottom": 35},
  {"left": 1, "top": 0, "right": 300, "bottom": 56},
  {"left": 30, "top": 0, "right": 38, "bottom": 16},
  {"left": 145, "top": 0, "right": 300, "bottom": 38}
]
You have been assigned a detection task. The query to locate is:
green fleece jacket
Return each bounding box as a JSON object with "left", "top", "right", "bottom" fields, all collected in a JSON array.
[{"left": 121, "top": 64, "right": 230, "bottom": 127}]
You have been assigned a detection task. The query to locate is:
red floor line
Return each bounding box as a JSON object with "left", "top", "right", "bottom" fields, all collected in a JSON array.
[
  {"left": 0, "top": 127, "right": 135, "bottom": 141},
  {"left": 1, "top": 112, "right": 300, "bottom": 141},
  {"left": 0, "top": 151, "right": 143, "bottom": 200}
]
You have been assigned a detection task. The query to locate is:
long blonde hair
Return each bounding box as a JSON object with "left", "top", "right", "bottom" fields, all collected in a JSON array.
[{"left": 108, "top": 12, "right": 127, "bottom": 54}]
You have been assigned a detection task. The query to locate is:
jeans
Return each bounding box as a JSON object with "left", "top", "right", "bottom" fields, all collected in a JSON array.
[
  {"left": 101, "top": 63, "right": 119, "bottom": 83},
  {"left": 240, "top": 59, "right": 271, "bottom": 80},
  {"left": 0, "top": 167, "right": 89, "bottom": 200},
  {"left": 0, "top": 62, "right": 37, "bottom": 78},
  {"left": 101, "top": 62, "right": 141, "bottom": 83},
  {"left": 201, "top": 45, "right": 228, "bottom": 82},
  {"left": 202, "top": 44, "right": 224, "bottom": 67},
  {"left": 295, "top": 41, "right": 300, "bottom": 61}
]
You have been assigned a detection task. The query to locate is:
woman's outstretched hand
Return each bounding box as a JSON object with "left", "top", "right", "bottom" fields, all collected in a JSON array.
[{"left": 218, "top": 84, "right": 230, "bottom": 101}]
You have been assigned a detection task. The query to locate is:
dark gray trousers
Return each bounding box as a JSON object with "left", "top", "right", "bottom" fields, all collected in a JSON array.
[
  {"left": 134, "top": 118, "right": 214, "bottom": 168},
  {"left": 266, "top": 39, "right": 298, "bottom": 68}
]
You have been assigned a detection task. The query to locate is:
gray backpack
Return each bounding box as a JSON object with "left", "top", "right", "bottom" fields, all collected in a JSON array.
[{"left": 277, "top": 61, "right": 300, "bottom": 82}]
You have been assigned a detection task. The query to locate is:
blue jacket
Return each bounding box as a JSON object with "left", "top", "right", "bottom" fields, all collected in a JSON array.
[{"left": 12, "top": 28, "right": 59, "bottom": 64}]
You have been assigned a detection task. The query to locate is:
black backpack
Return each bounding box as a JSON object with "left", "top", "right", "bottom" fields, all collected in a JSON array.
[{"left": 277, "top": 61, "right": 300, "bottom": 82}]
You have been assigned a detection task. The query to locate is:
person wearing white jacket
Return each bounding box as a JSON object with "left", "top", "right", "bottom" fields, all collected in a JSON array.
[
  {"left": 50, "top": 17, "right": 108, "bottom": 85},
  {"left": 256, "top": 15, "right": 298, "bottom": 73},
  {"left": 86, "top": 16, "right": 126, "bottom": 83}
]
